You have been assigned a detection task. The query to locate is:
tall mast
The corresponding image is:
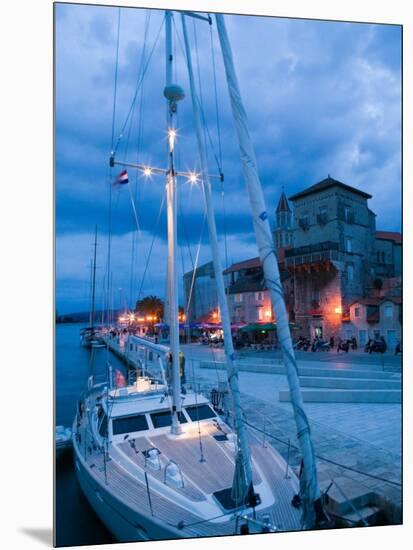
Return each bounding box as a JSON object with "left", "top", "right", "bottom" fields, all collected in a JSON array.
[
  {"left": 180, "top": 13, "right": 253, "bottom": 487},
  {"left": 215, "top": 14, "right": 321, "bottom": 527},
  {"left": 90, "top": 225, "right": 98, "bottom": 331},
  {"left": 88, "top": 259, "right": 93, "bottom": 327},
  {"left": 165, "top": 11, "right": 182, "bottom": 435}
]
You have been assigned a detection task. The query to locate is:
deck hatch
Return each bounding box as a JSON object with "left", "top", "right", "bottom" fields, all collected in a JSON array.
[
  {"left": 185, "top": 404, "right": 217, "bottom": 421},
  {"left": 150, "top": 410, "right": 187, "bottom": 428},
  {"left": 113, "top": 414, "right": 149, "bottom": 435}
]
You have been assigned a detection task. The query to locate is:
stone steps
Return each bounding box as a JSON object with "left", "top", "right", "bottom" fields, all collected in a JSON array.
[
  {"left": 299, "top": 377, "right": 401, "bottom": 390},
  {"left": 279, "top": 389, "right": 401, "bottom": 404},
  {"left": 200, "top": 360, "right": 400, "bottom": 380},
  {"left": 199, "top": 359, "right": 401, "bottom": 404}
]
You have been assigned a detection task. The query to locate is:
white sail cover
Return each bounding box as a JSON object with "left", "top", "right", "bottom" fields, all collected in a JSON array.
[{"left": 215, "top": 13, "right": 321, "bottom": 527}]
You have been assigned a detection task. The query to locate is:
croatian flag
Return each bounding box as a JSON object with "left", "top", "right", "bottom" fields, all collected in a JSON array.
[{"left": 113, "top": 169, "right": 129, "bottom": 186}]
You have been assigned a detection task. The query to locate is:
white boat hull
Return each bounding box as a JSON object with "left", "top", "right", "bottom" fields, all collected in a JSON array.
[{"left": 73, "top": 444, "right": 181, "bottom": 542}]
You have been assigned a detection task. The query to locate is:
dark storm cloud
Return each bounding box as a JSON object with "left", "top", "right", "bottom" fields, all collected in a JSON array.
[{"left": 55, "top": 3, "right": 401, "bottom": 312}]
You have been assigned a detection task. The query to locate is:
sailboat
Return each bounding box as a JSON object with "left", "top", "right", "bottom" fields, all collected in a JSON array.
[
  {"left": 80, "top": 226, "right": 105, "bottom": 348},
  {"left": 72, "top": 9, "right": 324, "bottom": 541}
]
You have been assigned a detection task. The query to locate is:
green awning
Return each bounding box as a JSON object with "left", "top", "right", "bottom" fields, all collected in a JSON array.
[
  {"left": 240, "top": 322, "right": 276, "bottom": 332},
  {"left": 239, "top": 322, "right": 298, "bottom": 332}
]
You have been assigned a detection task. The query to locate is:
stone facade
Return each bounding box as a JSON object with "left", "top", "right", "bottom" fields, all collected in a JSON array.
[
  {"left": 183, "top": 261, "right": 218, "bottom": 322},
  {"left": 224, "top": 254, "right": 294, "bottom": 326},
  {"left": 344, "top": 297, "right": 402, "bottom": 350},
  {"left": 375, "top": 232, "right": 402, "bottom": 278},
  {"left": 286, "top": 176, "right": 399, "bottom": 340},
  {"left": 273, "top": 190, "right": 294, "bottom": 249}
]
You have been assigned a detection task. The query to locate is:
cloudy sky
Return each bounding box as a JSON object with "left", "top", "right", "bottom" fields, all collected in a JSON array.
[{"left": 55, "top": 2, "right": 401, "bottom": 314}]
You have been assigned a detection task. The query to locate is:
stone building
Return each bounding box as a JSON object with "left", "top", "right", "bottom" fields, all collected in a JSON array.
[
  {"left": 375, "top": 231, "right": 402, "bottom": 278},
  {"left": 273, "top": 190, "right": 294, "bottom": 249},
  {"left": 285, "top": 175, "right": 378, "bottom": 340},
  {"left": 224, "top": 250, "right": 295, "bottom": 326},
  {"left": 343, "top": 296, "right": 402, "bottom": 350},
  {"left": 183, "top": 261, "right": 218, "bottom": 322}
]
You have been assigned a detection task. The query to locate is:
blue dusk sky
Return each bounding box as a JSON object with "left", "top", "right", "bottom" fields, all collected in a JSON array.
[{"left": 55, "top": 2, "right": 401, "bottom": 314}]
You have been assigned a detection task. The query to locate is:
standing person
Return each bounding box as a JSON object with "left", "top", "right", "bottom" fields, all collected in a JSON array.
[
  {"left": 330, "top": 336, "right": 335, "bottom": 349},
  {"left": 179, "top": 351, "right": 186, "bottom": 385},
  {"left": 336, "top": 337, "right": 341, "bottom": 353}
]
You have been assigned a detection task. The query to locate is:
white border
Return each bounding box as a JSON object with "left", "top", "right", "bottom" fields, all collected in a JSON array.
[{"left": 1, "top": 0, "right": 410, "bottom": 549}]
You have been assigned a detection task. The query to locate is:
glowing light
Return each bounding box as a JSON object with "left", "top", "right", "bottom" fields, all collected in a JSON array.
[
  {"left": 146, "top": 315, "right": 154, "bottom": 321},
  {"left": 137, "top": 317, "right": 145, "bottom": 322},
  {"left": 143, "top": 167, "right": 152, "bottom": 177},
  {"left": 334, "top": 306, "right": 342, "bottom": 314},
  {"left": 188, "top": 172, "right": 198, "bottom": 184},
  {"left": 264, "top": 310, "right": 271, "bottom": 318},
  {"left": 212, "top": 312, "right": 218, "bottom": 319},
  {"left": 168, "top": 128, "right": 177, "bottom": 150},
  {"left": 129, "top": 313, "right": 135, "bottom": 321}
]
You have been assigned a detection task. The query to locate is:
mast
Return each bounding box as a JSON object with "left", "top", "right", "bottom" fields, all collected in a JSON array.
[
  {"left": 165, "top": 11, "right": 182, "bottom": 435},
  {"left": 180, "top": 13, "right": 253, "bottom": 487},
  {"left": 215, "top": 14, "right": 321, "bottom": 526},
  {"left": 90, "top": 225, "right": 98, "bottom": 332},
  {"left": 88, "top": 259, "right": 93, "bottom": 327}
]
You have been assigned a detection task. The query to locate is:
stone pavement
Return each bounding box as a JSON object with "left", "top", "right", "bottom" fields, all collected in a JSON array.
[{"left": 181, "top": 344, "right": 402, "bottom": 521}]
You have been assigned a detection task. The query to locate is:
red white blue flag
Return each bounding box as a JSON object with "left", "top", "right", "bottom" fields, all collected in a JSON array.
[{"left": 113, "top": 169, "right": 129, "bottom": 186}]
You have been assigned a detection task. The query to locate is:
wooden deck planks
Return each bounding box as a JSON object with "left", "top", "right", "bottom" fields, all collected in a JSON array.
[
  {"left": 149, "top": 432, "right": 235, "bottom": 494},
  {"left": 118, "top": 438, "right": 206, "bottom": 502},
  {"left": 75, "top": 412, "right": 302, "bottom": 539}
]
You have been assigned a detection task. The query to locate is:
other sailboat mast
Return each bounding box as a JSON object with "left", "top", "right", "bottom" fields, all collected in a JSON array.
[{"left": 90, "top": 224, "right": 98, "bottom": 335}]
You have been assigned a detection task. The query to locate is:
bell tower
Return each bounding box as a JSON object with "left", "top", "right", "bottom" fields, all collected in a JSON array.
[{"left": 274, "top": 189, "right": 293, "bottom": 249}]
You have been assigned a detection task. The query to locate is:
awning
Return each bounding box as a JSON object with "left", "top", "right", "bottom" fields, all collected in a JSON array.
[
  {"left": 240, "top": 322, "right": 298, "bottom": 332},
  {"left": 240, "top": 322, "right": 276, "bottom": 332}
]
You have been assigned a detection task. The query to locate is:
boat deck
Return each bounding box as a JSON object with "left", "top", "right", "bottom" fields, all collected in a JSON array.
[{"left": 74, "top": 411, "right": 302, "bottom": 539}]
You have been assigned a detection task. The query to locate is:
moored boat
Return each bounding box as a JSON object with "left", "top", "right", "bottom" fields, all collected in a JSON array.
[
  {"left": 56, "top": 425, "right": 72, "bottom": 458},
  {"left": 73, "top": 7, "right": 324, "bottom": 541}
]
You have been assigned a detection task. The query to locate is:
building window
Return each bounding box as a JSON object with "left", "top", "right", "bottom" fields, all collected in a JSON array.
[
  {"left": 344, "top": 206, "right": 354, "bottom": 223},
  {"left": 255, "top": 292, "right": 263, "bottom": 301},
  {"left": 235, "top": 293, "right": 243, "bottom": 303},
  {"left": 257, "top": 307, "right": 263, "bottom": 321},
  {"left": 346, "top": 264, "right": 354, "bottom": 283},
  {"left": 354, "top": 307, "right": 360, "bottom": 317},
  {"left": 384, "top": 304, "right": 393, "bottom": 318},
  {"left": 345, "top": 237, "right": 352, "bottom": 253},
  {"left": 298, "top": 213, "right": 310, "bottom": 230},
  {"left": 317, "top": 206, "right": 328, "bottom": 225}
]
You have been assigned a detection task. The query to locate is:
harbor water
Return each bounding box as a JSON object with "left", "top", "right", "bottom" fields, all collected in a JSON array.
[{"left": 55, "top": 323, "right": 128, "bottom": 547}]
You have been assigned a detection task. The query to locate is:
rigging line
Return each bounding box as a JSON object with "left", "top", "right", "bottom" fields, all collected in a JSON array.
[
  {"left": 183, "top": 211, "right": 207, "bottom": 321},
  {"left": 129, "top": 13, "right": 151, "bottom": 309},
  {"left": 178, "top": 187, "right": 195, "bottom": 271},
  {"left": 173, "top": 19, "right": 221, "bottom": 174},
  {"left": 113, "top": 14, "right": 165, "bottom": 155},
  {"left": 221, "top": 177, "right": 229, "bottom": 269},
  {"left": 136, "top": 189, "right": 167, "bottom": 303},
  {"left": 193, "top": 20, "right": 222, "bottom": 174},
  {"left": 209, "top": 17, "right": 223, "bottom": 169},
  {"left": 111, "top": 7, "right": 121, "bottom": 152}
]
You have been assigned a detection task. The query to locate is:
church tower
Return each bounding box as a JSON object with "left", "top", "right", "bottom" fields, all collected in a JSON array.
[{"left": 273, "top": 190, "right": 293, "bottom": 249}]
